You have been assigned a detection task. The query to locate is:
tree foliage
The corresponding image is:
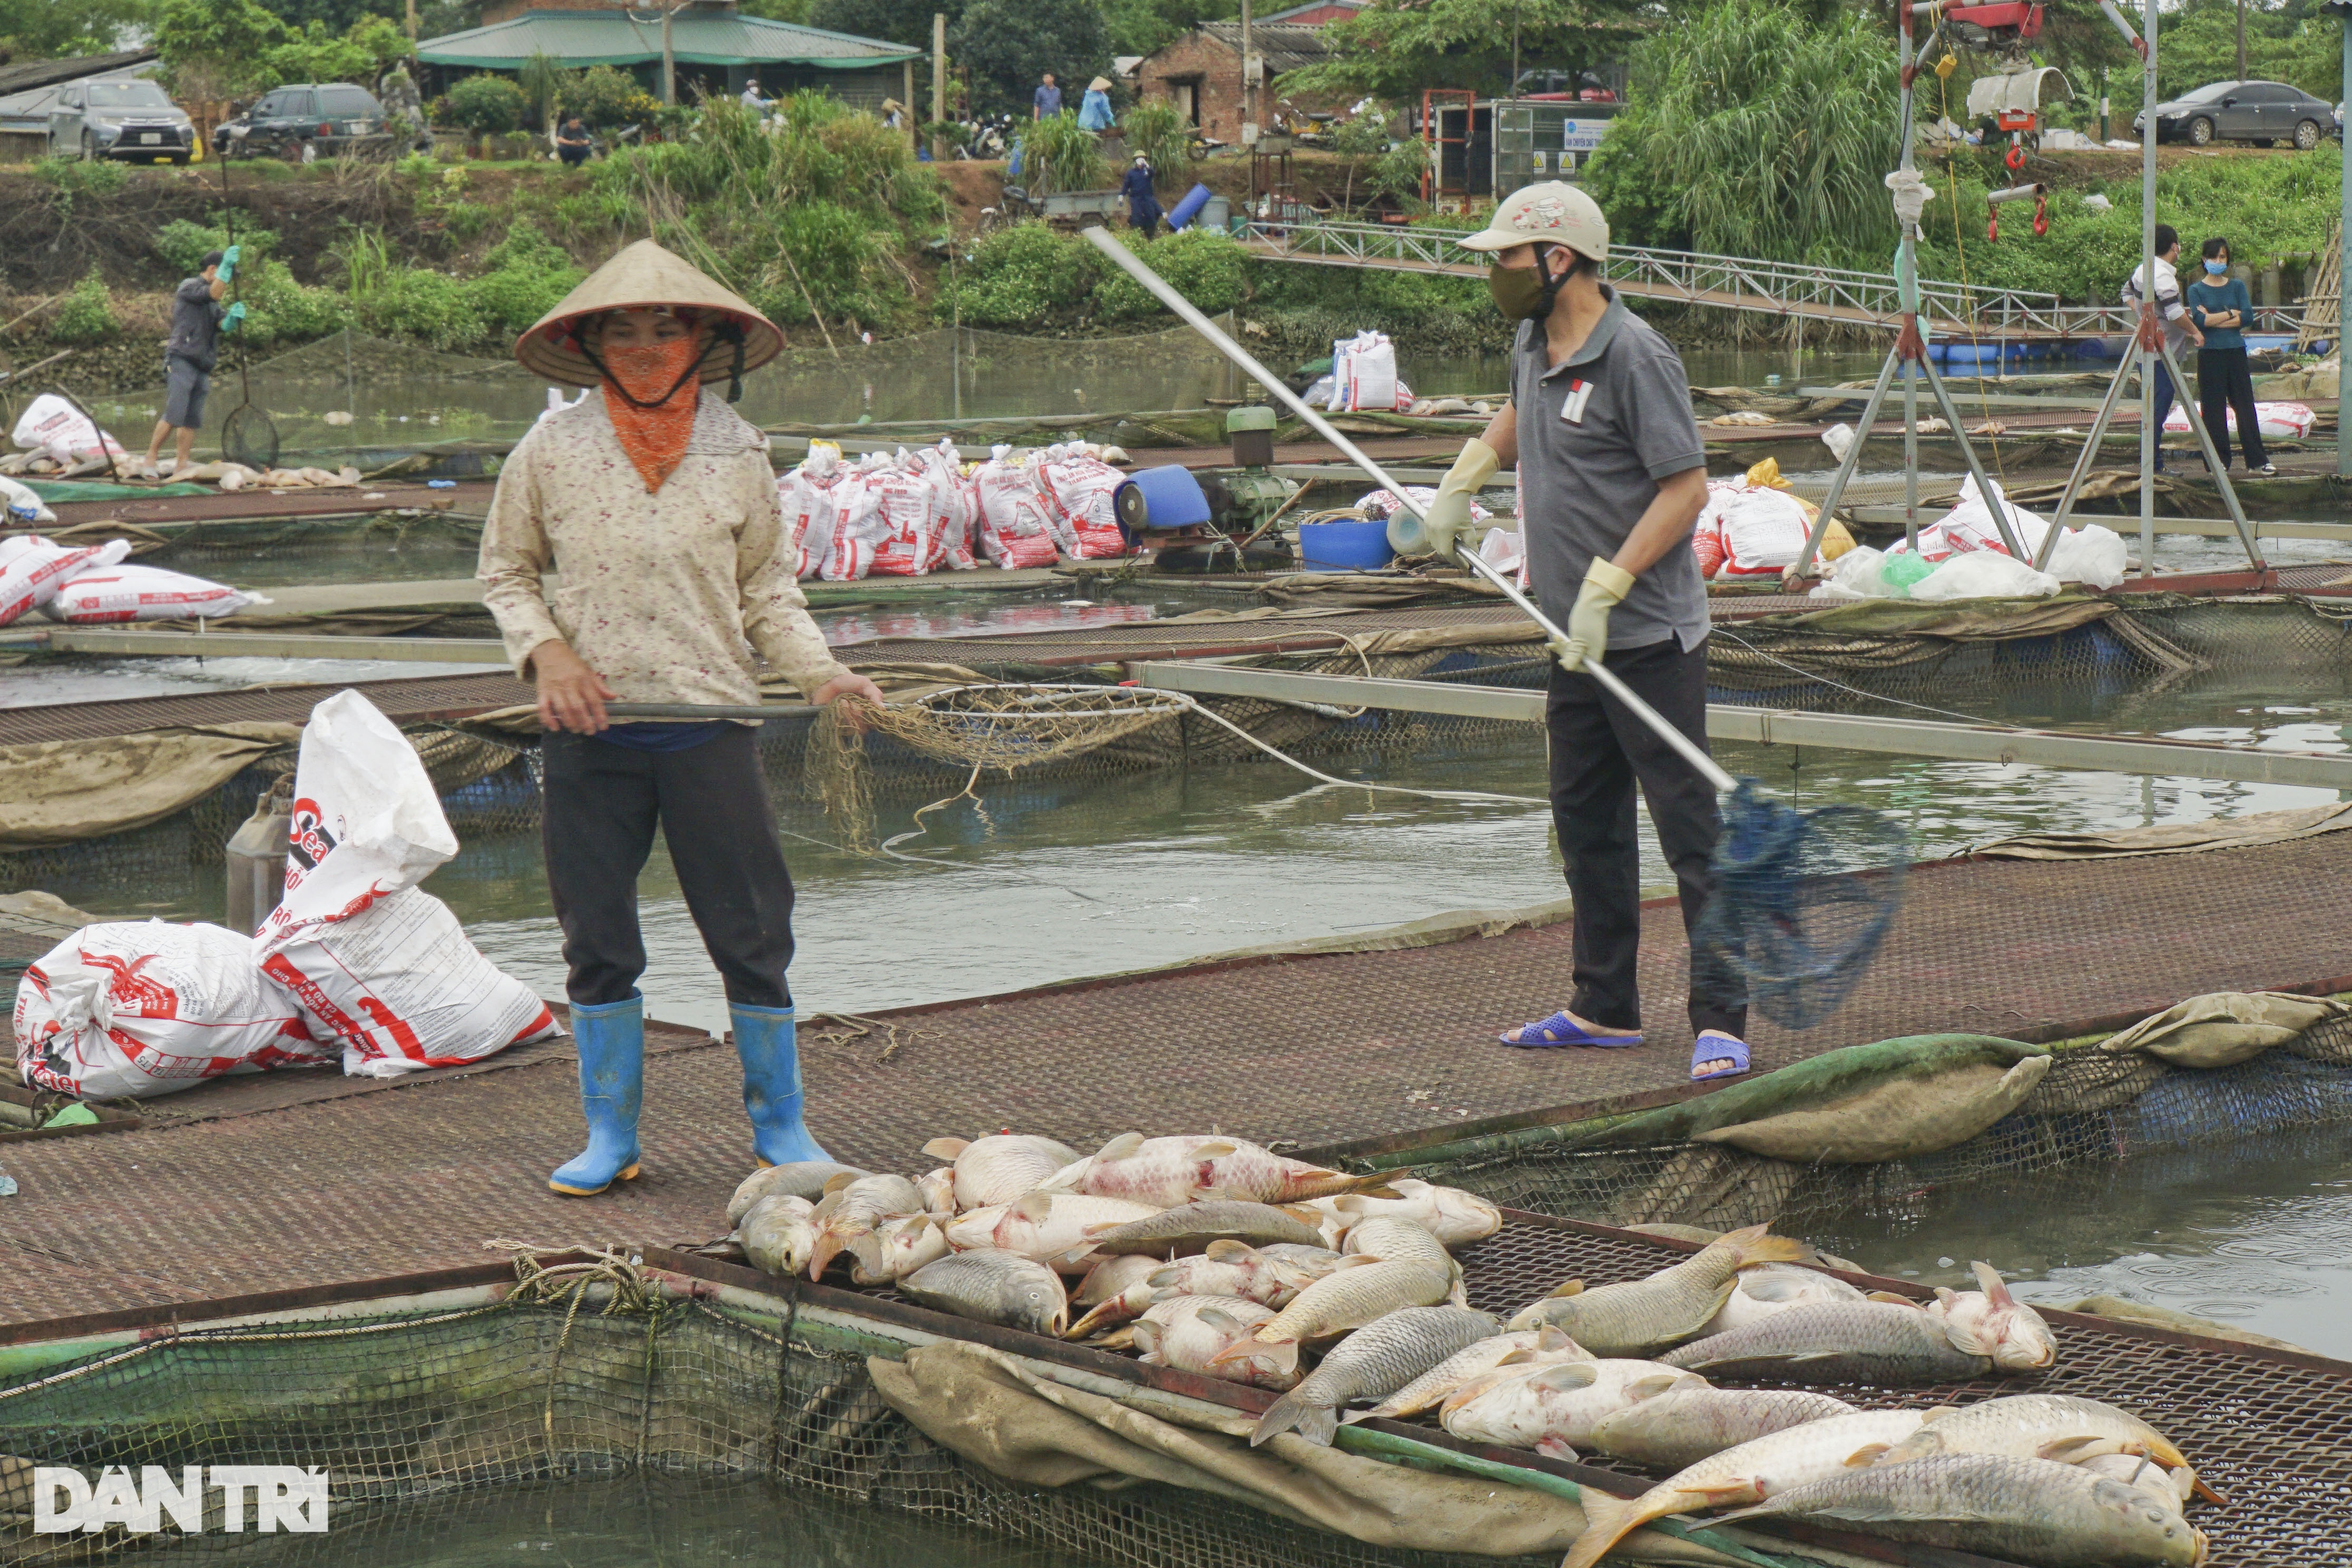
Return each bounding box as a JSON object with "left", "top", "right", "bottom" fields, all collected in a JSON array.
[
  {"left": 1584, "top": 0, "right": 1897, "bottom": 267},
  {"left": 808, "top": 0, "right": 959, "bottom": 50},
  {"left": 0, "top": 0, "right": 152, "bottom": 59},
  {"left": 154, "top": 0, "right": 288, "bottom": 96},
  {"left": 1100, "top": 0, "right": 1237, "bottom": 60},
  {"left": 2150, "top": 0, "right": 2343, "bottom": 101},
  {"left": 950, "top": 0, "right": 1113, "bottom": 114},
  {"left": 444, "top": 72, "right": 527, "bottom": 133},
  {"left": 1286, "top": 0, "right": 1642, "bottom": 101}
]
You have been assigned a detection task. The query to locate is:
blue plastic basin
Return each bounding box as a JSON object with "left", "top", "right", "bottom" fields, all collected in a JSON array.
[{"left": 1298, "top": 517, "right": 1396, "bottom": 572}]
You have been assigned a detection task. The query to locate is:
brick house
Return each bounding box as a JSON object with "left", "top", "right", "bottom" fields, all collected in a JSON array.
[{"left": 1134, "top": 22, "right": 1344, "bottom": 144}]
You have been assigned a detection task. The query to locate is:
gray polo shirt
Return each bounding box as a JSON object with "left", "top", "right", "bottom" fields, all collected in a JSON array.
[{"left": 1512, "top": 288, "right": 1709, "bottom": 652}]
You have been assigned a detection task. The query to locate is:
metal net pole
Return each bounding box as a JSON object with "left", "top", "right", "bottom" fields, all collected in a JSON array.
[{"left": 2140, "top": 0, "right": 2159, "bottom": 580}]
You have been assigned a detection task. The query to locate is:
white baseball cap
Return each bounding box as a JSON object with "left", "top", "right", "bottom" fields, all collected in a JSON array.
[{"left": 1458, "top": 181, "right": 1609, "bottom": 263}]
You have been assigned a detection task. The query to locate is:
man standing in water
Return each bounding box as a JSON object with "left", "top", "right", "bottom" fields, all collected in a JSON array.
[
  {"left": 481, "top": 241, "right": 885, "bottom": 1195},
  {"left": 1418, "top": 184, "right": 1748, "bottom": 1082}
]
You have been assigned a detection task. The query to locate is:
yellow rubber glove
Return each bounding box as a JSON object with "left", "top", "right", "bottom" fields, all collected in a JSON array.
[
  {"left": 1418, "top": 437, "right": 1499, "bottom": 565},
  {"left": 1550, "top": 558, "right": 1636, "bottom": 672}
]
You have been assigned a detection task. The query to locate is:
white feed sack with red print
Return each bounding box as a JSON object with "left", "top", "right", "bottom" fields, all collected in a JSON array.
[
  {"left": 972, "top": 447, "right": 1062, "bottom": 569},
  {"left": 253, "top": 690, "right": 560, "bottom": 1076},
  {"left": 13, "top": 920, "right": 331, "bottom": 1099},
  {"left": 44, "top": 563, "right": 262, "bottom": 623},
  {"left": 0, "top": 536, "right": 131, "bottom": 627},
  {"left": 1035, "top": 445, "right": 1130, "bottom": 559},
  {"left": 776, "top": 467, "right": 838, "bottom": 581}
]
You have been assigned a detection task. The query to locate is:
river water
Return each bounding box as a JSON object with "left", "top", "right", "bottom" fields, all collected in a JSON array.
[{"left": 15, "top": 336, "right": 2352, "bottom": 1542}]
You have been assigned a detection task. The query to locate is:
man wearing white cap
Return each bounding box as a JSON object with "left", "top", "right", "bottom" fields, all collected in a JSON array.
[
  {"left": 482, "top": 240, "right": 886, "bottom": 1195},
  {"left": 1422, "top": 183, "right": 1747, "bottom": 1082}
]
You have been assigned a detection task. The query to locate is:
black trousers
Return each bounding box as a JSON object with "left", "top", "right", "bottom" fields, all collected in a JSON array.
[
  {"left": 1546, "top": 635, "right": 1747, "bottom": 1038},
  {"left": 541, "top": 727, "right": 796, "bottom": 1008},
  {"left": 2198, "top": 346, "right": 2268, "bottom": 470}
]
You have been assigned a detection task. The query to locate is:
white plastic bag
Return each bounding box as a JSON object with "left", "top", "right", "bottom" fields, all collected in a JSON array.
[
  {"left": 44, "top": 563, "right": 259, "bottom": 623},
  {"left": 14, "top": 921, "right": 329, "bottom": 1099},
  {"left": 1908, "top": 550, "right": 2061, "bottom": 601},
  {"left": 1477, "top": 526, "right": 1524, "bottom": 573},
  {"left": 2047, "top": 523, "right": 2128, "bottom": 589},
  {"left": 1810, "top": 544, "right": 1895, "bottom": 599},
  {"left": 1821, "top": 422, "right": 1856, "bottom": 463},
  {"left": 256, "top": 690, "right": 459, "bottom": 950},
  {"left": 0, "top": 537, "right": 130, "bottom": 627},
  {"left": 1903, "top": 473, "right": 2051, "bottom": 562},
  {"left": 9, "top": 394, "right": 124, "bottom": 461},
  {"left": 258, "top": 886, "right": 559, "bottom": 1077},
  {"left": 0, "top": 476, "right": 54, "bottom": 525}
]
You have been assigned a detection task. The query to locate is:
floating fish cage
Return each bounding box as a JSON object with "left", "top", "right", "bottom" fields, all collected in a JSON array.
[{"left": 0, "top": 1220, "right": 2342, "bottom": 1568}]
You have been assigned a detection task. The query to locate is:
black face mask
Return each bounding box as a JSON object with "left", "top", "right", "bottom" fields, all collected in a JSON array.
[{"left": 1488, "top": 246, "right": 1579, "bottom": 322}]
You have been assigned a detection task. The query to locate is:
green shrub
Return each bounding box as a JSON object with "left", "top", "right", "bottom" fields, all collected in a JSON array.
[
  {"left": 32, "top": 155, "right": 126, "bottom": 209},
  {"left": 465, "top": 222, "right": 586, "bottom": 336},
  {"left": 444, "top": 74, "right": 528, "bottom": 135},
  {"left": 1021, "top": 110, "right": 1107, "bottom": 195},
  {"left": 240, "top": 259, "right": 351, "bottom": 346},
  {"left": 940, "top": 221, "right": 1101, "bottom": 327},
  {"left": 49, "top": 269, "right": 119, "bottom": 344},
  {"left": 440, "top": 200, "right": 494, "bottom": 242},
  {"left": 354, "top": 267, "right": 487, "bottom": 350},
  {"left": 562, "top": 64, "right": 642, "bottom": 130},
  {"left": 1095, "top": 228, "right": 1251, "bottom": 320},
  {"left": 153, "top": 219, "right": 281, "bottom": 277}
]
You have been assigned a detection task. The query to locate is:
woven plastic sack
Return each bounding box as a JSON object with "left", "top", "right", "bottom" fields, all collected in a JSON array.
[
  {"left": 1037, "top": 450, "right": 1129, "bottom": 559},
  {"left": 2162, "top": 400, "right": 2315, "bottom": 440},
  {"left": 1908, "top": 550, "right": 2061, "bottom": 601},
  {"left": 0, "top": 476, "right": 55, "bottom": 525},
  {"left": 0, "top": 537, "right": 130, "bottom": 627},
  {"left": 775, "top": 468, "right": 837, "bottom": 581},
  {"left": 914, "top": 439, "right": 978, "bottom": 572},
  {"left": 258, "top": 886, "right": 558, "bottom": 1077},
  {"left": 44, "top": 563, "right": 259, "bottom": 623},
  {"left": 1326, "top": 331, "right": 1404, "bottom": 413},
  {"left": 14, "top": 920, "right": 329, "bottom": 1099},
  {"left": 9, "top": 394, "right": 124, "bottom": 462},
  {"left": 1708, "top": 485, "right": 1817, "bottom": 577},
  {"left": 973, "top": 449, "right": 1061, "bottom": 568},
  {"left": 2046, "top": 523, "right": 2128, "bottom": 590}
]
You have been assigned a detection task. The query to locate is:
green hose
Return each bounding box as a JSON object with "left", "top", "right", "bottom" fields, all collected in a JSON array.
[{"left": 1329, "top": 1424, "right": 1815, "bottom": 1568}]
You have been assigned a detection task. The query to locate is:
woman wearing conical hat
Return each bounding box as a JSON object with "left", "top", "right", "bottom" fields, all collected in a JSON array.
[{"left": 481, "top": 240, "right": 885, "bottom": 1197}]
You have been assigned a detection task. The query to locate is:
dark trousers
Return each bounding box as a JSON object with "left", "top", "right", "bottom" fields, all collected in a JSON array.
[
  {"left": 541, "top": 727, "right": 796, "bottom": 1008},
  {"left": 2148, "top": 357, "right": 2177, "bottom": 471},
  {"left": 2198, "top": 346, "right": 2268, "bottom": 470},
  {"left": 1546, "top": 635, "right": 1747, "bottom": 1038},
  {"left": 1130, "top": 207, "right": 1160, "bottom": 238}
]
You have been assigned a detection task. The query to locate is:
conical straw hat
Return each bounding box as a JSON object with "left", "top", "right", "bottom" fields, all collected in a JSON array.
[{"left": 516, "top": 239, "right": 785, "bottom": 388}]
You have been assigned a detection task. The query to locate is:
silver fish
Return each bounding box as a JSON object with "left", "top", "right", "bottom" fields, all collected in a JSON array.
[
  {"left": 1437, "top": 1357, "right": 1703, "bottom": 1459},
  {"left": 1561, "top": 1406, "right": 1938, "bottom": 1568},
  {"left": 847, "top": 1214, "right": 950, "bottom": 1285},
  {"left": 1347, "top": 1325, "right": 1589, "bottom": 1422},
  {"left": 1925, "top": 1262, "right": 2060, "bottom": 1371},
  {"left": 1131, "top": 1295, "right": 1296, "bottom": 1390},
  {"left": 915, "top": 1168, "right": 957, "bottom": 1219},
  {"left": 1710, "top": 1454, "right": 2203, "bottom": 1567},
  {"left": 1040, "top": 1132, "right": 1396, "bottom": 1207},
  {"left": 1083, "top": 1200, "right": 1326, "bottom": 1257},
  {"left": 1300, "top": 1179, "right": 1503, "bottom": 1247},
  {"left": 922, "top": 1134, "right": 1081, "bottom": 1210},
  {"left": 2079, "top": 1453, "right": 2193, "bottom": 1513},
  {"left": 808, "top": 1173, "right": 927, "bottom": 1278},
  {"left": 1507, "top": 1224, "right": 1808, "bottom": 1356},
  {"left": 1874, "top": 1394, "right": 2214, "bottom": 1502},
  {"left": 1585, "top": 1387, "right": 1859, "bottom": 1473},
  {"left": 899, "top": 1250, "right": 1071, "bottom": 1337},
  {"left": 726, "top": 1161, "right": 868, "bottom": 1226},
  {"left": 740, "top": 1193, "right": 819, "bottom": 1278},
  {"left": 1067, "top": 1239, "right": 1333, "bottom": 1339},
  {"left": 1700, "top": 1262, "right": 1868, "bottom": 1337},
  {"left": 943, "top": 1192, "right": 1160, "bottom": 1273},
  {"left": 1232, "top": 1259, "right": 1456, "bottom": 1375},
  {"left": 1250, "top": 1306, "right": 1500, "bottom": 1446},
  {"left": 1073, "top": 1253, "right": 1164, "bottom": 1308},
  {"left": 1660, "top": 1298, "right": 1992, "bottom": 1385}
]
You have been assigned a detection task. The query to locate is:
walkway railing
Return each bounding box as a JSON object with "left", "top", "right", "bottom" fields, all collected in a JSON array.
[{"left": 1237, "top": 220, "right": 2311, "bottom": 341}]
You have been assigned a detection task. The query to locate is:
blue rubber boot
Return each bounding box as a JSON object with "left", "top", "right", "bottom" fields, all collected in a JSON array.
[
  {"left": 731, "top": 1003, "right": 832, "bottom": 1168},
  {"left": 548, "top": 994, "right": 644, "bottom": 1197}
]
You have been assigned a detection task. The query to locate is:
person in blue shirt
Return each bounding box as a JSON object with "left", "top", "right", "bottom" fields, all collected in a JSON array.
[
  {"left": 1033, "top": 73, "right": 1062, "bottom": 120},
  {"left": 1121, "top": 154, "right": 1162, "bottom": 237},
  {"left": 1079, "top": 76, "right": 1115, "bottom": 132},
  {"left": 2187, "top": 237, "right": 2273, "bottom": 476}
]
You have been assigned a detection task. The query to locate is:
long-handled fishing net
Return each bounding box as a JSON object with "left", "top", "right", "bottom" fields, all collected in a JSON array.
[
  {"left": 1078, "top": 225, "right": 1907, "bottom": 1028},
  {"left": 214, "top": 153, "right": 279, "bottom": 471}
]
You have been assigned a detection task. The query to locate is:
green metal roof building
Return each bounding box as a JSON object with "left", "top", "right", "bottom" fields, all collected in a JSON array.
[{"left": 417, "top": 4, "right": 921, "bottom": 109}]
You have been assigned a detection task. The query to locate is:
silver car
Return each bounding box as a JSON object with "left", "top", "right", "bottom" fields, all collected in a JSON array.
[{"left": 49, "top": 77, "right": 195, "bottom": 163}]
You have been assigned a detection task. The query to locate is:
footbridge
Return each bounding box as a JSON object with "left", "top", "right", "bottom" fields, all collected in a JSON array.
[{"left": 1237, "top": 220, "right": 2309, "bottom": 343}]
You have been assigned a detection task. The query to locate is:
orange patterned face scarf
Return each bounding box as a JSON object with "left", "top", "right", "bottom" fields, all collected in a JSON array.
[{"left": 599, "top": 335, "right": 703, "bottom": 494}]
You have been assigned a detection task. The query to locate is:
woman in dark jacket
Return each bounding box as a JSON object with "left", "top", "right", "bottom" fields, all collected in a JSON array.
[{"left": 2187, "top": 237, "right": 2274, "bottom": 477}]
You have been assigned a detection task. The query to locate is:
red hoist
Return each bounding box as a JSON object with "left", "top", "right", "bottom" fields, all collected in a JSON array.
[{"left": 1941, "top": 2, "right": 2055, "bottom": 241}]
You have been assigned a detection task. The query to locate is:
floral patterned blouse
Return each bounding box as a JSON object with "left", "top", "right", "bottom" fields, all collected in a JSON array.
[{"left": 477, "top": 390, "right": 847, "bottom": 710}]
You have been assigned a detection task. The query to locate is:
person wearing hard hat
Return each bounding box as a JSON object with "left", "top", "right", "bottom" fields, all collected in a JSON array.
[
  {"left": 1426, "top": 183, "right": 1747, "bottom": 1083},
  {"left": 483, "top": 240, "right": 887, "bottom": 1197}
]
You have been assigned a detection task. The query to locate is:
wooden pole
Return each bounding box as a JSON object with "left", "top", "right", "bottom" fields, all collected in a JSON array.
[{"left": 932, "top": 13, "right": 947, "bottom": 161}]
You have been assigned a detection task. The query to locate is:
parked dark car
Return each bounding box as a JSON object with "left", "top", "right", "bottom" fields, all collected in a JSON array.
[
  {"left": 219, "top": 83, "right": 393, "bottom": 162},
  {"left": 46, "top": 78, "right": 196, "bottom": 164},
  {"left": 2134, "top": 79, "right": 2335, "bottom": 149}
]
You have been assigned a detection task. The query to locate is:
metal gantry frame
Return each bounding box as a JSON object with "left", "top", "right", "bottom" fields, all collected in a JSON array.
[{"left": 1235, "top": 220, "right": 2309, "bottom": 340}]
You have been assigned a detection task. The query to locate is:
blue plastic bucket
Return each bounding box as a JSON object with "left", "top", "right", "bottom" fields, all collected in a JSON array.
[
  {"left": 1167, "top": 183, "right": 1215, "bottom": 231},
  {"left": 1298, "top": 517, "right": 1395, "bottom": 572}
]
